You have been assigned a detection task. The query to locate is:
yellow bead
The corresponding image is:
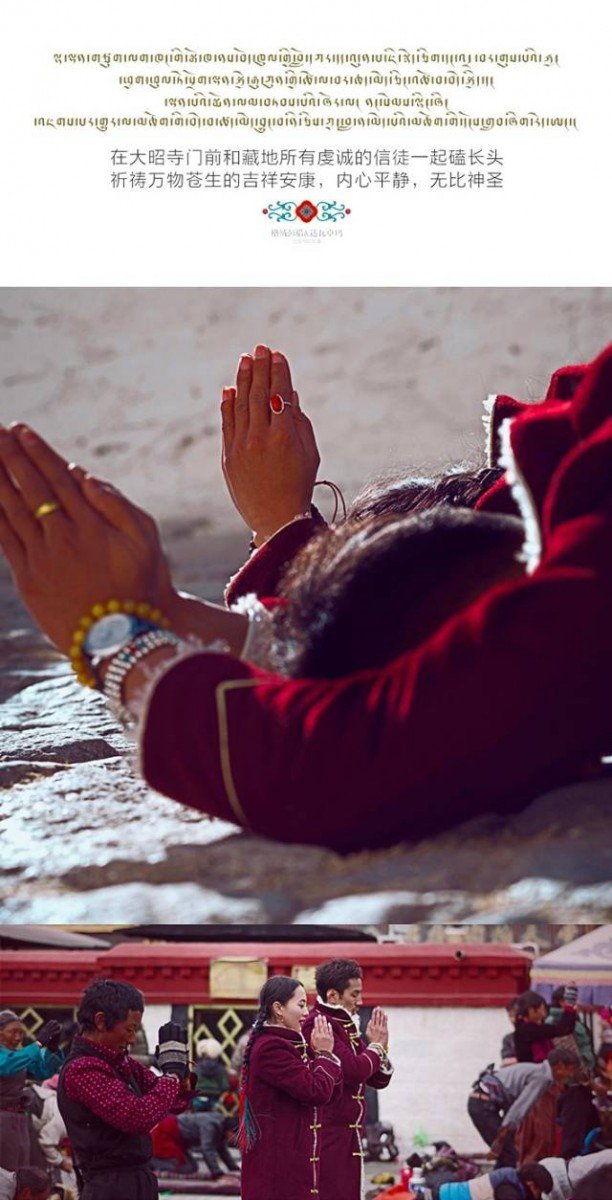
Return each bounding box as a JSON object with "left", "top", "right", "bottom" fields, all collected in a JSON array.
[
  {"left": 124, "top": 600, "right": 136, "bottom": 614},
  {"left": 79, "top": 615, "right": 93, "bottom": 630},
  {"left": 136, "top": 602, "right": 150, "bottom": 617},
  {"left": 107, "top": 599, "right": 120, "bottom": 612},
  {"left": 91, "top": 604, "right": 105, "bottom": 618},
  {"left": 72, "top": 629, "right": 85, "bottom": 646},
  {"left": 150, "top": 608, "right": 162, "bottom": 623},
  {"left": 69, "top": 646, "right": 83, "bottom": 661}
]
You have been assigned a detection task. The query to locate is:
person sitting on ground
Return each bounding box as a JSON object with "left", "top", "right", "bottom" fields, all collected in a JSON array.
[
  {"left": 0, "top": 1167, "right": 51, "bottom": 1200},
  {"left": 438, "top": 1161, "right": 554, "bottom": 1200},
  {"left": 1, "top": 344, "right": 612, "bottom": 851},
  {"left": 468, "top": 1048, "right": 580, "bottom": 1167}
]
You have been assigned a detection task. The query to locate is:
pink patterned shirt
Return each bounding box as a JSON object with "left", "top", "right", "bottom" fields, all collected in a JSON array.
[{"left": 62, "top": 1037, "right": 186, "bottom": 1134}]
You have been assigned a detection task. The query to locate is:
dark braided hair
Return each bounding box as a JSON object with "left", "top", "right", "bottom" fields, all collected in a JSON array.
[{"left": 238, "top": 976, "right": 302, "bottom": 1152}]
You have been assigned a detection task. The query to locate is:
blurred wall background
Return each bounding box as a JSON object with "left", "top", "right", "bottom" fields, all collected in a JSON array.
[{"left": 1, "top": 287, "right": 611, "bottom": 596}]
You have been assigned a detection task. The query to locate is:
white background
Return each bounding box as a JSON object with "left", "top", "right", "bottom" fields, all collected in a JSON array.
[{"left": 1, "top": 0, "right": 611, "bottom": 286}]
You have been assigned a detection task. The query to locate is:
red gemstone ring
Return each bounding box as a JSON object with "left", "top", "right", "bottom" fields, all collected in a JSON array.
[{"left": 270, "top": 394, "right": 293, "bottom": 415}]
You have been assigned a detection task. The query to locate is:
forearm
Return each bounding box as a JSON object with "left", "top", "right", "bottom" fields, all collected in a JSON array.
[
  {"left": 167, "top": 592, "right": 248, "bottom": 654},
  {"left": 0, "top": 1043, "right": 60, "bottom": 1077},
  {"left": 66, "top": 1067, "right": 181, "bottom": 1134}
]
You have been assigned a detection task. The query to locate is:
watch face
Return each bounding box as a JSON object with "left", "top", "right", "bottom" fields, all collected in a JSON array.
[{"left": 84, "top": 613, "right": 134, "bottom": 657}]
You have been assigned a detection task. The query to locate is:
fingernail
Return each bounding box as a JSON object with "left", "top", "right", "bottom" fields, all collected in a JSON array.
[
  {"left": 271, "top": 351, "right": 284, "bottom": 364},
  {"left": 222, "top": 387, "right": 235, "bottom": 400},
  {"left": 254, "top": 344, "right": 268, "bottom": 359},
  {"left": 238, "top": 355, "right": 251, "bottom": 370}
]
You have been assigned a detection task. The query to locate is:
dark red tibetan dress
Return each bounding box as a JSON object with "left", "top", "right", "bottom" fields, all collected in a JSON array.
[
  {"left": 141, "top": 343, "right": 612, "bottom": 852},
  {"left": 241, "top": 1026, "right": 342, "bottom": 1200},
  {"left": 302, "top": 1002, "right": 393, "bottom": 1200}
]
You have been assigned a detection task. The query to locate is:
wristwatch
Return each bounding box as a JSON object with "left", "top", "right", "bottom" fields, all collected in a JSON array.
[{"left": 83, "top": 613, "right": 159, "bottom": 668}]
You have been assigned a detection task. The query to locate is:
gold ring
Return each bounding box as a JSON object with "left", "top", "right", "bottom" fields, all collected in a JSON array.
[{"left": 34, "top": 500, "right": 61, "bottom": 520}]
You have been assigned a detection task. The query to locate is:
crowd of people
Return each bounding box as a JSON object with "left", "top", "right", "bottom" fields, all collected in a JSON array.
[
  {"left": 0, "top": 341, "right": 611, "bottom": 853},
  {"left": 443, "top": 985, "right": 612, "bottom": 1200},
  {"left": 0, "top": 961, "right": 392, "bottom": 1199},
  {"left": 2, "top": 966, "right": 612, "bottom": 1199}
]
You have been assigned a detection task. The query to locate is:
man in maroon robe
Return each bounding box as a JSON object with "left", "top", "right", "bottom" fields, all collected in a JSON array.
[{"left": 302, "top": 959, "right": 393, "bottom": 1200}]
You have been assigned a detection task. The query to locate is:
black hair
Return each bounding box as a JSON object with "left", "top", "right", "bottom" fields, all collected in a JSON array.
[
  {"left": 316, "top": 959, "right": 363, "bottom": 1002},
  {"left": 238, "top": 976, "right": 304, "bottom": 1152},
  {"left": 274, "top": 507, "right": 524, "bottom": 678},
  {"left": 517, "top": 1162, "right": 554, "bottom": 1190},
  {"left": 77, "top": 979, "right": 144, "bottom": 1032},
  {"left": 349, "top": 465, "right": 504, "bottom": 522},
  {"left": 222, "top": 1115, "right": 240, "bottom": 1136},
  {"left": 14, "top": 1166, "right": 50, "bottom": 1194},
  {"left": 551, "top": 985, "right": 566, "bottom": 1006},
  {"left": 547, "top": 1047, "right": 580, "bottom": 1068},
  {"left": 505, "top": 998, "right": 519, "bottom": 1013},
  {"left": 516, "top": 991, "right": 547, "bottom": 1019},
  {"left": 572, "top": 1166, "right": 612, "bottom": 1199}
]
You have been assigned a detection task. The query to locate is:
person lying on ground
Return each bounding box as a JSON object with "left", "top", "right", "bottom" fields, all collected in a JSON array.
[
  {"left": 537, "top": 1150, "right": 612, "bottom": 1200},
  {"left": 438, "top": 1161, "right": 553, "bottom": 1200},
  {"left": 1, "top": 344, "right": 612, "bottom": 851}
]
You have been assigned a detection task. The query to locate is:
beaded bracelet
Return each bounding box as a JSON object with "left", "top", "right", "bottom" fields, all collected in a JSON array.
[
  {"left": 103, "top": 629, "right": 184, "bottom": 725},
  {"left": 68, "top": 599, "right": 171, "bottom": 688}
]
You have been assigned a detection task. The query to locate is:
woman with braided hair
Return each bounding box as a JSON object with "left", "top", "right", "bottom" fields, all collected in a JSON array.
[{"left": 239, "top": 976, "right": 342, "bottom": 1200}]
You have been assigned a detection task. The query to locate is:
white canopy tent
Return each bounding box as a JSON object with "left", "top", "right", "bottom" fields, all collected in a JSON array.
[{"left": 531, "top": 925, "right": 612, "bottom": 1005}]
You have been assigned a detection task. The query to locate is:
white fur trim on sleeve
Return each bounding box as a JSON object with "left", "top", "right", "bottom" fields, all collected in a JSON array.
[
  {"left": 498, "top": 417, "right": 543, "bottom": 573},
  {"left": 230, "top": 593, "right": 278, "bottom": 670},
  {"left": 482, "top": 394, "right": 499, "bottom": 468}
]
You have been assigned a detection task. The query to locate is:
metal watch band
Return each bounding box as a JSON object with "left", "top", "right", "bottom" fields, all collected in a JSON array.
[{"left": 103, "top": 629, "right": 183, "bottom": 724}]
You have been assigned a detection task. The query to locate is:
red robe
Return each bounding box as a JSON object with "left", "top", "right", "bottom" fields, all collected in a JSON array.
[
  {"left": 302, "top": 1002, "right": 393, "bottom": 1200},
  {"left": 241, "top": 1026, "right": 342, "bottom": 1200},
  {"left": 140, "top": 343, "right": 612, "bottom": 852}
]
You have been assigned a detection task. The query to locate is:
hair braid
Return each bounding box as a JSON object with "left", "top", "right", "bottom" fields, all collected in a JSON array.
[{"left": 238, "top": 976, "right": 301, "bottom": 1152}]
